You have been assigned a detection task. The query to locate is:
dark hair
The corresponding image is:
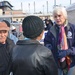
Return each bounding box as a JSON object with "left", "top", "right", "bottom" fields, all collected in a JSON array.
[
  {"left": 2, "top": 20, "right": 10, "bottom": 27},
  {"left": 48, "top": 19, "right": 53, "bottom": 26}
]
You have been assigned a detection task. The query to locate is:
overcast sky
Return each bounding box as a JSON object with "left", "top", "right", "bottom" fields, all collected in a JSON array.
[{"left": 5, "top": 0, "right": 75, "bottom": 13}]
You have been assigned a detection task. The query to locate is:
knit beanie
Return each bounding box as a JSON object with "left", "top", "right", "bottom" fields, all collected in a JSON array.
[{"left": 22, "top": 16, "right": 44, "bottom": 39}]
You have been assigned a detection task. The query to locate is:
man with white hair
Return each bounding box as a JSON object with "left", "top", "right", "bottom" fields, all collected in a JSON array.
[{"left": 44, "top": 6, "right": 75, "bottom": 75}]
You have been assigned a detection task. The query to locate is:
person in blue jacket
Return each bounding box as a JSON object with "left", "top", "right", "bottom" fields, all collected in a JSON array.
[{"left": 44, "top": 6, "right": 75, "bottom": 75}]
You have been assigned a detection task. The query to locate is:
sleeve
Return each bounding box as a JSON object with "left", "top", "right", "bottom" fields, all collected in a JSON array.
[
  {"left": 40, "top": 49, "right": 58, "bottom": 75},
  {"left": 44, "top": 31, "right": 53, "bottom": 50},
  {"left": 67, "top": 25, "right": 75, "bottom": 56}
]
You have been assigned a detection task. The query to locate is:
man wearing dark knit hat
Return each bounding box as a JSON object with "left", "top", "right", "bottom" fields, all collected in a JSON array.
[{"left": 11, "top": 16, "right": 58, "bottom": 75}]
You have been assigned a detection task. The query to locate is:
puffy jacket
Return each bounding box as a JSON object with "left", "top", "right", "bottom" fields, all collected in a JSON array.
[{"left": 11, "top": 40, "right": 58, "bottom": 75}]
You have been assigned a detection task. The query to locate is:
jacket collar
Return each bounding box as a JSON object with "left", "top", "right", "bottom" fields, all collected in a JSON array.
[
  {"left": 0, "top": 37, "right": 14, "bottom": 47},
  {"left": 50, "top": 23, "right": 70, "bottom": 38},
  {"left": 17, "top": 40, "right": 41, "bottom": 45}
]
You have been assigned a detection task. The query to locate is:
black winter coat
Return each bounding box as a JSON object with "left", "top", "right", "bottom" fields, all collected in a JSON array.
[
  {"left": 11, "top": 40, "right": 58, "bottom": 75},
  {"left": 0, "top": 38, "right": 15, "bottom": 75}
]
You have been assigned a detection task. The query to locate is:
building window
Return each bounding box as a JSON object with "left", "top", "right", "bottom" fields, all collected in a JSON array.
[{"left": 16, "top": 19, "right": 18, "bottom": 21}]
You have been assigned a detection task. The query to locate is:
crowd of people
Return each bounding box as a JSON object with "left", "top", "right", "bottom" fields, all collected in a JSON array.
[{"left": 0, "top": 6, "right": 75, "bottom": 75}]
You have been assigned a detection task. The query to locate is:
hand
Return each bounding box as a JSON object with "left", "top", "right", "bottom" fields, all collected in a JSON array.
[
  {"left": 57, "top": 50, "right": 68, "bottom": 59},
  {"left": 57, "top": 48, "right": 75, "bottom": 59}
]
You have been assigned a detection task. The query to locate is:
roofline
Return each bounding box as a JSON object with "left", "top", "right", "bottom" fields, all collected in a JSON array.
[{"left": 0, "top": 1, "right": 13, "bottom": 7}]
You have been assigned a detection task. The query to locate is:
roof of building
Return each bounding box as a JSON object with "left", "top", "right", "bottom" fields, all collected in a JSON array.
[{"left": 0, "top": 1, "right": 13, "bottom": 10}]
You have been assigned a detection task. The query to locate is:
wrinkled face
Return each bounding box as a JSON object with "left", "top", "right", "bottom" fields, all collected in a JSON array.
[
  {"left": 0, "top": 30, "right": 8, "bottom": 44},
  {"left": 54, "top": 11, "right": 66, "bottom": 25}
]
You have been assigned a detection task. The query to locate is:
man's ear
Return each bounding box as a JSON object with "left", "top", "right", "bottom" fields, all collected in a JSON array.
[{"left": 35, "top": 30, "right": 44, "bottom": 41}]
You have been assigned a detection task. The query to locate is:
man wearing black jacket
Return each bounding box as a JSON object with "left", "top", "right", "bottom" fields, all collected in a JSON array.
[
  {"left": 11, "top": 16, "right": 58, "bottom": 75},
  {"left": 0, "top": 21, "right": 15, "bottom": 75}
]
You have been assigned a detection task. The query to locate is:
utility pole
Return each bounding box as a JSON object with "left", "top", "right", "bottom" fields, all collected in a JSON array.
[
  {"left": 28, "top": 3, "right": 30, "bottom": 13},
  {"left": 54, "top": 0, "right": 56, "bottom": 6},
  {"left": 70, "top": 0, "right": 72, "bottom": 4},
  {"left": 43, "top": 5, "right": 44, "bottom": 14},
  {"left": 47, "top": 1, "right": 48, "bottom": 13},
  {"left": 21, "top": 2, "right": 23, "bottom": 11},
  {"left": 34, "top": 1, "right": 35, "bottom": 14}
]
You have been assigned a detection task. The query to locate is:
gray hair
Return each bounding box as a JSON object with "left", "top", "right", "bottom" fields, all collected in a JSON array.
[{"left": 53, "top": 6, "right": 67, "bottom": 19}]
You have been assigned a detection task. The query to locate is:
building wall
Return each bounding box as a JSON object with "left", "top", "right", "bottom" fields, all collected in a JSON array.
[
  {"left": 5, "top": 10, "right": 24, "bottom": 15},
  {"left": 0, "top": 9, "right": 52, "bottom": 23},
  {"left": 0, "top": 9, "right": 2, "bottom": 15},
  {"left": 5, "top": 10, "right": 26, "bottom": 22},
  {"left": 67, "top": 10, "right": 75, "bottom": 24},
  {"left": 12, "top": 17, "right": 24, "bottom": 22}
]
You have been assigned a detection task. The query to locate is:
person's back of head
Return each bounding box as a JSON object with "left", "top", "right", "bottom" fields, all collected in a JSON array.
[{"left": 22, "top": 16, "right": 44, "bottom": 39}]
